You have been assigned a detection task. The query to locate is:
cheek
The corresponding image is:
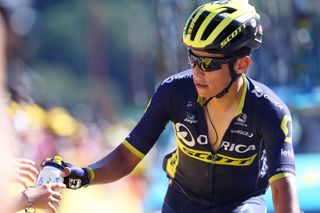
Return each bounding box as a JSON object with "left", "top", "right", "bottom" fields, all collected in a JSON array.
[{"left": 206, "top": 69, "right": 230, "bottom": 86}]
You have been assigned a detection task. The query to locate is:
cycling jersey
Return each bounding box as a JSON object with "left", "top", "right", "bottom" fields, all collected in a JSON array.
[{"left": 123, "top": 69, "right": 295, "bottom": 205}]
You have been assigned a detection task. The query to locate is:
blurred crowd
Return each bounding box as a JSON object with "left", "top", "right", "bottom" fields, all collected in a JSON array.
[{"left": 6, "top": 96, "right": 155, "bottom": 212}]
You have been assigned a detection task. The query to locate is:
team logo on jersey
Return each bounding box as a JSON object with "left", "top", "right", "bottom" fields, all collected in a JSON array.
[
  {"left": 281, "top": 148, "right": 294, "bottom": 158},
  {"left": 259, "top": 149, "right": 268, "bottom": 178},
  {"left": 175, "top": 122, "right": 208, "bottom": 147},
  {"left": 219, "top": 141, "right": 256, "bottom": 153},
  {"left": 230, "top": 129, "right": 254, "bottom": 138},
  {"left": 161, "top": 72, "right": 193, "bottom": 85},
  {"left": 184, "top": 101, "right": 197, "bottom": 124},
  {"left": 251, "top": 86, "right": 263, "bottom": 98},
  {"left": 184, "top": 113, "right": 197, "bottom": 124},
  {"left": 235, "top": 113, "right": 247, "bottom": 127},
  {"left": 251, "top": 86, "right": 284, "bottom": 110}
]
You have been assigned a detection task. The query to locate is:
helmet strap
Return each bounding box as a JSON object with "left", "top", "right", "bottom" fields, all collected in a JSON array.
[{"left": 204, "top": 61, "right": 240, "bottom": 107}]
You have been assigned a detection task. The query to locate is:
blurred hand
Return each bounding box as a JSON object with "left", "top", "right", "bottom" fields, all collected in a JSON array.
[
  {"left": 14, "top": 158, "right": 39, "bottom": 188},
  {"left": 24, "top": 183, "right": 66, "bottom": 213}
]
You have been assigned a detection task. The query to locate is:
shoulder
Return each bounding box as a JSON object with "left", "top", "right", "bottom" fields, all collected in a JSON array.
[
  {"left": 246, "top": 77, "right": 289, "bottom": 114},
  {"left": 160, "top": 69, "right": 193, "bottom": 86},
  {"left": 156, "top": 69, "right": 194, "bottom": 94}
]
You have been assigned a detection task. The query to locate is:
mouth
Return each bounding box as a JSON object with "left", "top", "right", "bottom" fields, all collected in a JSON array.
[{"left": 195, "top": 82, "right": 208, "bottom": 89}]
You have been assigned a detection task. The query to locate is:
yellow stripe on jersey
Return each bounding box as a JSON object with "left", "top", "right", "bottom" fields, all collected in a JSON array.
[
  {"left": 280, "top": 115, "right": 292, "bottom": 143},
  {"left": 122, "top": 140, "right": 145, "bottom": 159},
  {"left": 269, "top": 172, "right": 295, "bottom": 184},
  {"left": 175, "top": 136, "right": 256, "bottom": 166},
  {"left": 165, "top": 150, "right": 179, "bottom": 178},
  {"left": 236, "top": 74, "right": 247, "bottom": 116}
]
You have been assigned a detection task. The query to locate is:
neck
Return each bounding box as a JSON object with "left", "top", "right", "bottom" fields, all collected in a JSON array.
[{"left": 205, "top": 76, "right": 244, "bottom": 111}]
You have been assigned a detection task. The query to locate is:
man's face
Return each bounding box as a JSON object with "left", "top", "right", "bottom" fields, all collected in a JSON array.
[{"left": 189, "top": 49, "right": 231, "bottom": 98}]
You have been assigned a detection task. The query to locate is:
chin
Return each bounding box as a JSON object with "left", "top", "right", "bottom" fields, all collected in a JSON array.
[{"left": 196, "top": 89, "right": 210, "bottom": 98}]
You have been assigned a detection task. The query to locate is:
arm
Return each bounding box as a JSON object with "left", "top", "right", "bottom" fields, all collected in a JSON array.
[
  {"left": 9, "top": 183, "right": 65, "bottom": 213},
  {"left": 89, "top": 143, "right": 142, "bottom": 184},
  {"left": 63, "top": 82, "right": 171, "bottom": 188},
  {"left": 61, "top": 143, "right": 143, "bottom": 188},
  {"left": 270, "top": 177, "right": 300, "bottom": 213}
]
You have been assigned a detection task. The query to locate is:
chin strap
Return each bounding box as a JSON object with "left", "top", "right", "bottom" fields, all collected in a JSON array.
[{"left": 203, "top": 61, "right": 240, "bottom": 107}]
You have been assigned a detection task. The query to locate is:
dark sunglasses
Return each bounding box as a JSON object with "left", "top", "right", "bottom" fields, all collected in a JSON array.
[{"left": 188, "top": 49, "right": 238, "bottom": 72}]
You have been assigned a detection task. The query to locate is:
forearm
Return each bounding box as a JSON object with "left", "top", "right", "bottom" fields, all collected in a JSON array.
[
  {"left": 8, "top": 192, "right": 29, "bottom": 212},
  {"left": 89, "top": 144, "right": 142, "bottom": 185},
  {"left": 271, "top": 177, "right": 300, "bottom": 213}
]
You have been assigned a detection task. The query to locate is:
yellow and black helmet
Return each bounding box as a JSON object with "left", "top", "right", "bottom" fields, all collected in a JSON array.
[{"left": 182, "top": 0, "right": 263, "bottom": 56}]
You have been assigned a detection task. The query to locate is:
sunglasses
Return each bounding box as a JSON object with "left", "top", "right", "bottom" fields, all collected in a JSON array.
[{"left": 188, "top": 49, "right": 238, "bottom": 72}]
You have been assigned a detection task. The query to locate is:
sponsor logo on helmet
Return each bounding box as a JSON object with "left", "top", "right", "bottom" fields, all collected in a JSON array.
[
  {"left": 250, "top": 18, "right": 257, "bottom": 27},
  {"left": 254, "top": 24, "right": 263, "bottom": 42},
  {"left": 221, "top": 22, "right": 247, "bottom": 48}
]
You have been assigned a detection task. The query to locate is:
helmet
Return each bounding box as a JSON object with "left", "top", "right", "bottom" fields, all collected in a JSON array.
[{"left": 182, "top": 0, "right": 263, "bottom": 56}]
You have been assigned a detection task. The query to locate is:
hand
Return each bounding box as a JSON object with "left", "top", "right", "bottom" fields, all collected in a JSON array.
[
  {"left": 60, "top": 161, "right": 91, "bottom": 189},
  {"left": 24, "top": 183, "right": 66, "bottom": 213},
  {"left": 14, "top": 158, "right": 39, "bottom": 188}
]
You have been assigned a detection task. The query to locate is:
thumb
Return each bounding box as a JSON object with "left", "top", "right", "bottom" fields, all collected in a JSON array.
[{"left": 61, "top": 167, "right": 71, "bottom": 177}]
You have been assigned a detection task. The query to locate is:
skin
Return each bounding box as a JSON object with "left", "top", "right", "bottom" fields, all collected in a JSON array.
[
  {"left": 14, "top": 158, "right": 39, "bottom": 188},
  {"left": 9, "top": 158, "right": 66, "bottom": 212},
  {"left": 11, "top": 183, "right": 65, "bottom": 213},
  {"left": 63, "top": 49, "right": 300, "bottom": 213}
]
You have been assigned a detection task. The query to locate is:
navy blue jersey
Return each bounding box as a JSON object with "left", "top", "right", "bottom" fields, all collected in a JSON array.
[{"left": 122, "top": 69, "right": 295, "bottom": 202}]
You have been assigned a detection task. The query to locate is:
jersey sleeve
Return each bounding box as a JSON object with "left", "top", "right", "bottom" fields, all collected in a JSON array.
[
  {"left": 122, "top": 83, "right": 171, "bottom": 159},
  {"left": 260, "top": 101, "right": 296, "bottom": 184}
]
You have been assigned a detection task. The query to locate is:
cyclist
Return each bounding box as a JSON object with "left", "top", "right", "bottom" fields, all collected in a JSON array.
[{"left": 60, "top": 0, "right": 300, "bottom": 212}]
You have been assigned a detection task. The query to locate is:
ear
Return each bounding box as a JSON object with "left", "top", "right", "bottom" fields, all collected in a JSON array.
[{"left": 234, "top": 56, "right": 251, "bottom": 74}]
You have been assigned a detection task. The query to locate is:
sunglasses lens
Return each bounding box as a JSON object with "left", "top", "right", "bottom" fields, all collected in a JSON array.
[
  {"left": 188, "top": 50, "right": 223, "bottom": 72},
  {"left": 204, "top": 60, "right": 222, "bottom": 71},
  {"left": 195, "top": 58, "right": 222, "bottom": 72}
]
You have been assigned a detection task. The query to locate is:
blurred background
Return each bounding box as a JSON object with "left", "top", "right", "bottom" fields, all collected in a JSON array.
[{"left": 1, "top": 0, "right": 320, "bottom": 212}]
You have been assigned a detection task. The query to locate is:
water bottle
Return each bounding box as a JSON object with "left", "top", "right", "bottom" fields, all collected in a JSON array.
[{"left": 35, "top": 156, "right": 64, "bottom": 187}]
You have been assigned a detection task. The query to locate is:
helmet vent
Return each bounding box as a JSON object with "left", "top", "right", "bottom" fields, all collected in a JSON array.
[
  {"left": 201, "top": 19, "right": 220, "bottom": 40},
  {"left": 190, "top": 10, "right": 210, "bottom": 41},
  {"left": 184, "top": 7, "right": 203, "bottom": 37}
]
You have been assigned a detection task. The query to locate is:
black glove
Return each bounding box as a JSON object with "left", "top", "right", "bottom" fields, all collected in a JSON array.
[{"left": 61, "top": 161, "right": 93, "bottom": 189}]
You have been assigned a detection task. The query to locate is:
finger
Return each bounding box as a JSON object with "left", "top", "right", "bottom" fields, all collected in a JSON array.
[
  {"left": 49, "top": 196, "right": 60, "bottom": 206},
  {"left": 17, "top": 170, "right": 38, "bottom": 183},
  {"left": 60, "top": 167, "right": 71, "bottom": 177},
  {"left": 48, "top": 201, "right": 58, "bottom": 213},
  {"left": 51, "top": 193, "right": 62, "bottom": 201},
  {"left": 16, "top": 163, "right": 39, "bottom": 177},
  {"left": 16, "top": 176, "right": 28, "bottom": 189},
  {"left": 15, "top": 158, "right": 36, "bottom": 166},
  {"left": 50, "top": 182, "right": 66, "bottom": 191}
]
